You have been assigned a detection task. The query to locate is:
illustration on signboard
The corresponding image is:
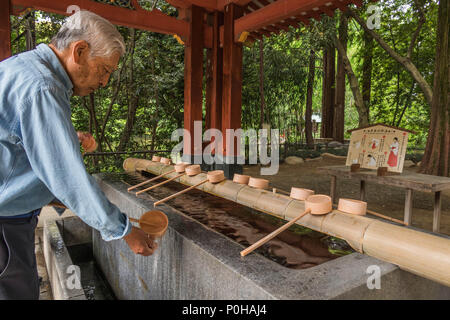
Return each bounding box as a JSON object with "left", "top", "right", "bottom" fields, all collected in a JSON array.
[{"left": 346, "top": 124, "right": 414, "bottom": 173}]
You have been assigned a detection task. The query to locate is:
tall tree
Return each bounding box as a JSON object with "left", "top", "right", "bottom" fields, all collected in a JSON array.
[
  {"left": 347, "top": 2, "right": 432, "bottom": 107},
  {"left": 361, "top": 32, "right": 373, "bottom": 120},
  {"left": 305, "top": 49, "right": 316, "bottom": 147},
  {"left": 334, "top": 13, "right": 348, "bottom": 142},
  {"left": 118, "top": 28, "right": 139, "bottom": 152},
  {"left": 419, "top": 0, "right": 449, "bottom": 177},
  {"left": 334, "top": 36, "right": 368, "bottom": 126},
  {"left": 259, "top": 38, "right": 265, "bottom": 129},
  {"left": 321, "top": 45, "right": 335, "bottom": 138}
]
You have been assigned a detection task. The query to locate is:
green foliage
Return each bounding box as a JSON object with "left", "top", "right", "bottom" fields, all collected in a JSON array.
[{"left": 10, "top": 0, "right": 439, "bottom": 173}]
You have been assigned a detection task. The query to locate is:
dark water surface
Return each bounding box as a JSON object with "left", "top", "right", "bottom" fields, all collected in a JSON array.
[{"left": 115, "top": 171, "right": 353, "bottom": 270}]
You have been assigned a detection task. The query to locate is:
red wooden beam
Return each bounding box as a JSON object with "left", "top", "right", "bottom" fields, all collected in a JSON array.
[
  {"left": 222, "top": 3, "right": 243, "bottom": 157},
  {"left": 217, "top": 0, "right": 254, "bottom": 11},
  {"left": 0, "top": 0, "right": 12, "bottom": 62},
  {"left": 208, "top": 11, "right": 224, "bottom": 135},
  {"left": 166, "top": 0, "right": 254, "bottom": 11},
  {"left": 234, "top": 0, "right": 351, "bottom": 40},
  {"left": 320, "top": 5, "right": 336, "bottom": 17},
  {"left": 166, "top": 0, "right": 217, "bottom": 11},
  {"left": 184, "top": 5, "right": 204, "bottom": 159},
  {"left": 11, "top": 0, "right": 189, "bottom": 40},
  {"left": 249, "top": 32, "right": 263, "bottom": 40},
  {"left": 247, "top": 2, "right": 260, "bottom": 11}
]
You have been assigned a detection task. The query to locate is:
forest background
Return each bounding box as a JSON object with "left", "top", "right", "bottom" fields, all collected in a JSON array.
[{"left": 9, "top": 0, "right": 448, "bottom": 176}]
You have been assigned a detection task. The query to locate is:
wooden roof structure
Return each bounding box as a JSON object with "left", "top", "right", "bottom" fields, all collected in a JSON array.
[
  {"left": 5, "top": 0, "right": 363, "bottom": 49},
  {"left": 1, "top": 0, "right": 363, "bottom": 174}
]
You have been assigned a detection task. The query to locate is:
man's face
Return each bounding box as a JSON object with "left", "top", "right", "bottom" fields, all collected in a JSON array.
[{"left": 67, "top": 41, "right": 120, "bottom": 96}]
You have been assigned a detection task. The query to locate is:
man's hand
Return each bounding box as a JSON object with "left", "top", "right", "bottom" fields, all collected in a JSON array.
[
  {"left": 76, "top": 131, "right": 98, "bottom": 152},
  {"left": 123, "top": 226, "right": 158, "bottom": 256}
]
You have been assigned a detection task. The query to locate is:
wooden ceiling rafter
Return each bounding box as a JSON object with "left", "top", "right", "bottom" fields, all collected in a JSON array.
[
  {"left": 11, "top": 0, "right": 190, "bottom": 39},
  {"left": 9, "top": 0, "right": 364, "bottom": 48},
  {"left": 233, "top": 0, "right": 362, "bottom": 41}
]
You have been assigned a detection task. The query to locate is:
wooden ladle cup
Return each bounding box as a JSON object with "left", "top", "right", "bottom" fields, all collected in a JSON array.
[
  {"left": 240, "top": 194, "right": 332, "bottom": 257},
  {"left": 135, "top": 163, "right": 190, "bottom": 195},
  {"left": 160, "top": 157, "right": 171, "bottom": 165},
  {"left": 290, "top": 187, "right": 315, "bottom": 201},
  {"left": 248, "top": 177, "right": 269, "bottom": 189},
  {"left": 233, "top": 174, "right": 250, "bottom": 184},
  {"left": 129, "top": 210, "right": 168, "bottom": 239},
  {"left": 153, "top": 170, "right": 225, "bottom": 207}
]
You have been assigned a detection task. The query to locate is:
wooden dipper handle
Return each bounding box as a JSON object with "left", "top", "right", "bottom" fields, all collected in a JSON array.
[
  {"left": 136, "top": 172, "right": 185, "bottom": 195},
  {"left": 153, "top": 179, "right": 208, "bottom": 206},
  {"left": 128, "top": 169, "right": 176, "bottom": 191},
  {"left": 240, "top": 208, "right": 311, "bottom": 257}
]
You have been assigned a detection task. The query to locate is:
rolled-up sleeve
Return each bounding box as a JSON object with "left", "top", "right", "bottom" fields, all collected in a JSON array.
[{"left": 19, "top": 85, "right": 131, "bottom": 241}]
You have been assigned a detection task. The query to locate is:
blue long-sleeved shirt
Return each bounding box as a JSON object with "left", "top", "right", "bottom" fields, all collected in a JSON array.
[{"left": 0, "top": 44, "right": 131, "bottom": 241}]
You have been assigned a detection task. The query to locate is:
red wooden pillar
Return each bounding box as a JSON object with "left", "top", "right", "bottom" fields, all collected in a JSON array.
[
  {"left": 221, "top": 3, "right": 243, "bottom": 160},
  {"left": 183, "top": 5, "right": 204, "bottom": 163},
  {"left": 0, "top": 0, "right": 12, "bottom": 62},
  {"left": 204, "top": 11, "right": 224, "bottom": 154}
]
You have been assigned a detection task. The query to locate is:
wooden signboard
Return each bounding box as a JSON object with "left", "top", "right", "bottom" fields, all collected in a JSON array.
[{"left": 346, "top": 124, "right": 413, "bottom": 173}]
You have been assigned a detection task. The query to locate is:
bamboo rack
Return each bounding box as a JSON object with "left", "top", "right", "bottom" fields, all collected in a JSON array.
[{"left": 123, "top": 158, "right": 450, "bottom": 287}]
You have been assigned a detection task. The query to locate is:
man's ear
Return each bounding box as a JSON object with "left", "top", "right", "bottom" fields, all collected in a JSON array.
[{"left": 71, "top": 40, "right": 90, "bottom": 65}]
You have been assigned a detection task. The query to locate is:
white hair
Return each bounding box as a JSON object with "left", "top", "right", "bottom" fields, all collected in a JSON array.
[{"left": 51, "top": 10, "right": 126, "bottom": 57}]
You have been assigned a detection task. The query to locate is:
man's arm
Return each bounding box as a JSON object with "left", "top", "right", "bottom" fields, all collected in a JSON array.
[{"left": 19, "top": 85, "right": 128, "bottom": 240}]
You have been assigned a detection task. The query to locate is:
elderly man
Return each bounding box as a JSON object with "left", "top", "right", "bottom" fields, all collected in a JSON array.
[{"left": 0, "top": 10, "right": 156, "bottom": 300}]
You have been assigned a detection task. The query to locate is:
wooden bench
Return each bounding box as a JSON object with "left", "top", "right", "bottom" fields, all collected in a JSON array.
[{"left": 318, "top": 165, "right": 450, "bottom": 233}]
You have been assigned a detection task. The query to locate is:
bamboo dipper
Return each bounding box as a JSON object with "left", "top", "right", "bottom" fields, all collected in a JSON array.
[
  {"left": 153, "top": 169, "right": 225, "bottom": 207},
  {"left": 128, "top": 210, "right": 168, "bottom": 238},
  {"left": 128, "top": 167, "right": 177, "bottom": 192},
  {"left": 136, "top": 163, "right": 190, "bottom": 195},
  {"left": 240, "top": 195, "right": 332, "bottom": 257}
]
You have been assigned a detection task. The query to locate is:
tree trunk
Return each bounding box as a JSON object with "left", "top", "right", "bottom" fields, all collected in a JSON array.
[
  {"left": 305, "top": 49, "right": 315, "bottom": 147},
  {"left": 334, "top": 36, "right": 369, "bottom": 126},
  {"left": 259, "top": 39, "right": 265, "bottom": 129},
  {"left": 25, "top": 12, "right": 35, "bottom": 51},
  {"left": 118, "top": 28, "right": 138, "bottom": 152},
  {"left": 361, "top": 32, "right": 373, "bottom": 119},
  {"left": 347, "top": 8, "right": 433, "bottom": 107},
  {"left": 321, "top": 46, "right": 335, "bottom": 138},
  {"left": 334, "top": 13, "right": 347, "bottom": 143},
  {"left": 420, "top": 0, "right": 449, "bottom": 177}
]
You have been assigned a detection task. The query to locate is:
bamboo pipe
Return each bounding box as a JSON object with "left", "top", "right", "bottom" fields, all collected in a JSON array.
[
  {"left": 272, "top": 188, "right": 290, "bottom": 195},
  {"left": 136, "top": 172, "right": 186, "bottom": 195},
  {"left": 332, "top": 203, "right": 406, "bottom": 226},
  {"left": 127, "top": 169, "right": 176, "bottom": 191},
  {"left": 241, "top": 194, "right": 332, "bottom": 257},
  {"left": 123, "top": 158, "right": 450, "bottom": 287},
  {"left": 240, "top": 208, "right": 312, "bottom": 257}
]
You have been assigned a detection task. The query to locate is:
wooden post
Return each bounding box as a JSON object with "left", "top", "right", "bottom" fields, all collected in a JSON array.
[
  {"left": 222, "top": 3, "right": 243, "bottom": 159},
  {"left": 360, "top": 180, "right": 366, "bottom": 201},
  {"left": 218, "top": 3, "right": 244, "bottom": 178},
  {"left": 0, "top": 0, "right": 11, "bottom": 62},
  {"left": 330, "top": 175, "right": 337, "bottom": 204},
  {"left": 433, "top": 191, "right": 441, "bottom": 233},
  {"left": 205, "top": 11, "right": 223, "bottom": 155},
  {"left": 183, "top": 5, "right": 204, "bottom": 163},
  {"left": 404, "top": 188, "right": 413, "bottom": 226}
]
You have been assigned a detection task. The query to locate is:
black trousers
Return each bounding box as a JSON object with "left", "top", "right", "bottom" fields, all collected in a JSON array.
[{"left": 0, "top": 215, "right": 39, "bottom": 300}]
